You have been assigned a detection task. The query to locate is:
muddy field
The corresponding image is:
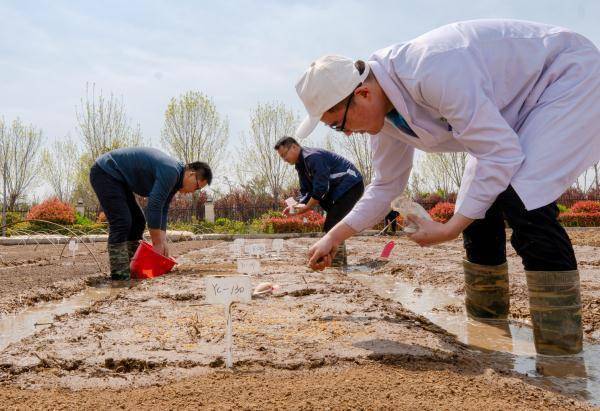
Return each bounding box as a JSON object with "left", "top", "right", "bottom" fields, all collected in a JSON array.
[
  {"left": 0, "top": 231, "right": 599, "bottom": 409},
  {"left": 361, "top": 228, "right": 600, "bottom": 341}
]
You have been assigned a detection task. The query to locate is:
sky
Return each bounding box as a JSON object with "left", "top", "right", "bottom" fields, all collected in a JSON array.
[{"left": 1, "top": 0, "right": 599, "bottom": 197}]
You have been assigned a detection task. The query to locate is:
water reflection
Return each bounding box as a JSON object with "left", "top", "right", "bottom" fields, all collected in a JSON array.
[{"left": 348, "top": 271, "right": 600, "bottom": 405}]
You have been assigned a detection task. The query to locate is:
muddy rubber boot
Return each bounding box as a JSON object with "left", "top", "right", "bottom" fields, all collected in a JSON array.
[
  {"left": 331, "top": 242, "right": 347, "bottom": 267},
  {"left": 107, "top": 242, "right": 131, "bottom": 281},
  {"left": 463, "top": 259, "right": 510, "bottom": 320},
  {"left": 526, "top": 270, "right": 583, "bottom": 356},
  {"left": 126, "top": 240, "right": 140, "bottom": 261}
]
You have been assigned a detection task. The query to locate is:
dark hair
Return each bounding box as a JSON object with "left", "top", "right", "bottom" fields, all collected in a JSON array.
[
  {"left": 185, "top": 161, "right": 213, "bottom": 185},
  {"left": 327, "top": 60, "right": 372, "bottom": 113},
  {"left": 274, "top": 136, "right": 300, "bottom": 150}
]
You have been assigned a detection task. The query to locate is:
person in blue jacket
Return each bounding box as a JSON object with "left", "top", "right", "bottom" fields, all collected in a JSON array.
[
  {"left": 89, "top": 147, "right": 212, "bottom": 280},
  {"left": 274, "top": 136, "right": 363, "bottom": 266}
]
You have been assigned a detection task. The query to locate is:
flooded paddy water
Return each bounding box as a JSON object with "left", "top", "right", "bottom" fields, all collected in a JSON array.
[{"left": 0, "top": 234, "right": 599, "bottom": 409}]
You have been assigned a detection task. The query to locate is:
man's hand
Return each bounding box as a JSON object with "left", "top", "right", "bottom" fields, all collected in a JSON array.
[
  {"left": 149, "top": 228, "right": 169, "bottom": 257},
  {"left": 153, "top": 242, "right": 168, "bottom": 257},
  {"left": 407, "top": 212, "right": 474, "bottom": 247},
  {"left": 307, "top": 222, "right": 356, "bottom": 271},
  {"left": 308, "top": 236, "right": 336, "bottom": 270},
  {"left": 293, "top": 204, "right": 311, "bottom": 215}
]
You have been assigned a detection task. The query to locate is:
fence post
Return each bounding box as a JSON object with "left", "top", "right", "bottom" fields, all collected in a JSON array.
[
  {"left": 204, "top": 197, "right": 215, "bottom": 223},
  {"left": 76, "top": 198, "right": 85, "bottom": 217}
]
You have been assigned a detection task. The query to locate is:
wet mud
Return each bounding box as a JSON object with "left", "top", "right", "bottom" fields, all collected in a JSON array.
[
  {"left": 0, "top": 241, "right": 220, "bottom": 315},
  {"left": 0, "top": 235, "right": 599, "bottom": 409},
  {"left": 355, "top": 229, "right": 600, "bottom": 342}
]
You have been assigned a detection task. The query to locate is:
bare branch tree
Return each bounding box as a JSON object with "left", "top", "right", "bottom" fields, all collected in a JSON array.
[
  {"left": 419, "top": 152, "right": 469, "bottom": 194},
  {"left": 160, "top": 91, "right": 228, "bottom": 170},
  {"left": 236, "top": 102, "right": 297, "bottom": 202},
  {"left": 42, "top": 136, "right": 80, "bottom": 202},
  {"left": 76, "top": 83, "right": 141, "bottom": 160},
  {"left": 75, "top": 84, "right": 141, "bottom": 209},
  {"left": 0, "top": 118, "right": 43, "bottom": 209}
]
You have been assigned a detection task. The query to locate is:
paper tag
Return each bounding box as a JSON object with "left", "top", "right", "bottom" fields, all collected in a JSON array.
[
  {"left": 229, "top": 242, "right": 241, "bottom": 254},
  {"left": 271, "top": 238, "right": 283, "bottom": 252},
  {"left": 237, "top": 258, "right": 261, "bottom": 274},
  {"left": 245, "top": 243, "right": 266, "bottom": 256},
  {"left": 205, "top": 275, "right": 252, "bottom": 305},
  {"left": 285, "top": 197, "right": 297, "bottom": 207},
  {"left": 229, "top": 239, "right": 245, "bottom": 255},
  {"left": 68, "top": 240, "right": 79, "bottom": 252}
]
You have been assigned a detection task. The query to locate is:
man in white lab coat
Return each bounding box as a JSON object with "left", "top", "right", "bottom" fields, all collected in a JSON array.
[{"left": 297, "top": 19, "right": 600, "bottom": 355}]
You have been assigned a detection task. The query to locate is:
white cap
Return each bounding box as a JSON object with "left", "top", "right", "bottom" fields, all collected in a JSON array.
[{"left": 294, "top": 55, "right": 370, "bottom": 140}]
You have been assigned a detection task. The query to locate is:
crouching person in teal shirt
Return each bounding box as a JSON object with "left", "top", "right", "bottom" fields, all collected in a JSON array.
[{"left": 89, "top": 147, "right": 212, "bottom": 280}]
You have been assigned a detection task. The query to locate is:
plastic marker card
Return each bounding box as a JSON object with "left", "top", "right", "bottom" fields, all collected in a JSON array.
[
  {"left": 204, "top": 275, "right": 252, "bottom": 305},
  {"left": 68, "top": 240, "right": 79, "bottom": 252},
  {"left": 237, "top": 258, "right": 261, "bottom": 274},
  {"left": 231, "top": 239, "right": 245, "bottom": 254},
  {"left": 271, "top": 238, "right": 284, "bottom": 252},
  {"left": 245, "top": 243, "right": 266, "bottom": 257}
]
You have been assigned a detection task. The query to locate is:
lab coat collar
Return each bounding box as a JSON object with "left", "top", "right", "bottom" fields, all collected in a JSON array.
[{"left": 368, "top": 60, "right": 436, "bottom": 147}]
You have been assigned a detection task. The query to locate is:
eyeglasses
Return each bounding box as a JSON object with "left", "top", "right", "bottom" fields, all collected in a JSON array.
[
  {"left": 329, "top": 83, "right": 361, "bottom": 132},
  {"left": 195, "top": 173, "right": 203, "bottom": 190}
]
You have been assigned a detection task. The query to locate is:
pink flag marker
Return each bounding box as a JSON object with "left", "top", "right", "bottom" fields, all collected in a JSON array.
[{"left": 380, "top": 241, "right": 395, "bottom": 259}]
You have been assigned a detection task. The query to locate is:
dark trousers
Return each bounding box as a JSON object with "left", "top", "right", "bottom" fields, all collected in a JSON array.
[
  {"left": 463, "top": 186, "right": 577, "bottom": 271},
  {"left": 89, "top": 163, "right": 146, "bottom": 245},
  {"left": 384, "top": 210, "right": 399, "bottom": 233},
  {"left": 323, "top": 182, "right": 365, "bottom": 232}
]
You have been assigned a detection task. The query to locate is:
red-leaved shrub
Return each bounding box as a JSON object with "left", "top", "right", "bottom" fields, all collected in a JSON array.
[
  {"left": 570, "top": 201, "right": 600, "bottom": 214},
  {"left": 26, "top": 198, "right": 76, "bottom": 225},
  {"left": 559, "top": 212, "right": 600, "bottom": 227},
  {"left": 263, "top": 210, "right": 324, "bottom": 233},
  {"left": 429, "top": 202, "right": 455, "bottom": 223}
]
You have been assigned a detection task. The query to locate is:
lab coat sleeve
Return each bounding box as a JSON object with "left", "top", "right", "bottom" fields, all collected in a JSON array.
[
  {"left": 342, "top": 133, "right": 414, "bottom": 232},
  {"left": 418, "top": 50, "right": 525, "bottom": 219}
]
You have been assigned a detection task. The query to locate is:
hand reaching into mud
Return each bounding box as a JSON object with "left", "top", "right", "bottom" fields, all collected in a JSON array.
[{"left": 308, "top": 237, "right": 336, "bottom": 270}]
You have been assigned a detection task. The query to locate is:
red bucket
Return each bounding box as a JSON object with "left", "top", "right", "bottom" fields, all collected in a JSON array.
[{"left": 130, "top": 241, "right": 177, "bottom": 279}]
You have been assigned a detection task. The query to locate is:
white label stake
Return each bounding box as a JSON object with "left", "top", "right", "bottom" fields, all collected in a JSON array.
[
  {"left": 244, "top": 243, "right": 266, "bottom": 257},
  {"left": 225, "top": 303, "right": 233, "bottom": 368},
  {"left": 68, "top": 240, "right": 79, "bottom": 265},
  {"left": 231, "top": 239, "right": 245, "bottom": 256},
  {"left": 237, "top": 258, "right": 261, "bottom": 275},
  {"left": 204, "top": 275, "right": 252, "bottom": 369},
  {"left": 271, "top": 238, "right": 283, "bottom": 257}
]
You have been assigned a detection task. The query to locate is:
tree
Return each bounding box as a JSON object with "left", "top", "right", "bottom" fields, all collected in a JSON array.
[
  {"left": 76, "top": 83, "right": 141, "bottom": 160},
  {"left": 0, "top": 118, "right": 43, "bottom": 209},
  {"left": 419, "top": 152, "right": 469, "bottom": 194},
  {"left": 41, "top": 136, "right": 80, "bottom": 203},
  {"left": 75, "top": 84, "right": 141, "bottom": 208},
  {"left": 161, "top": 91, "right": 228, "bottom": 171},
  {"left": 327, "top": 132, "right": 374, "bottom": 185},
  {"left": 236, "top": 102, "right": 297, "bottom": 202}
]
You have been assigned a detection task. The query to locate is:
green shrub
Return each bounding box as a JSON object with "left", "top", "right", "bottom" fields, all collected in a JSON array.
[
  {"left": 75, "top": 213, "right": 94, "bottom": 226},
  {"left": 557, "top": 204, "right": 569, "bottom": 213}
]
